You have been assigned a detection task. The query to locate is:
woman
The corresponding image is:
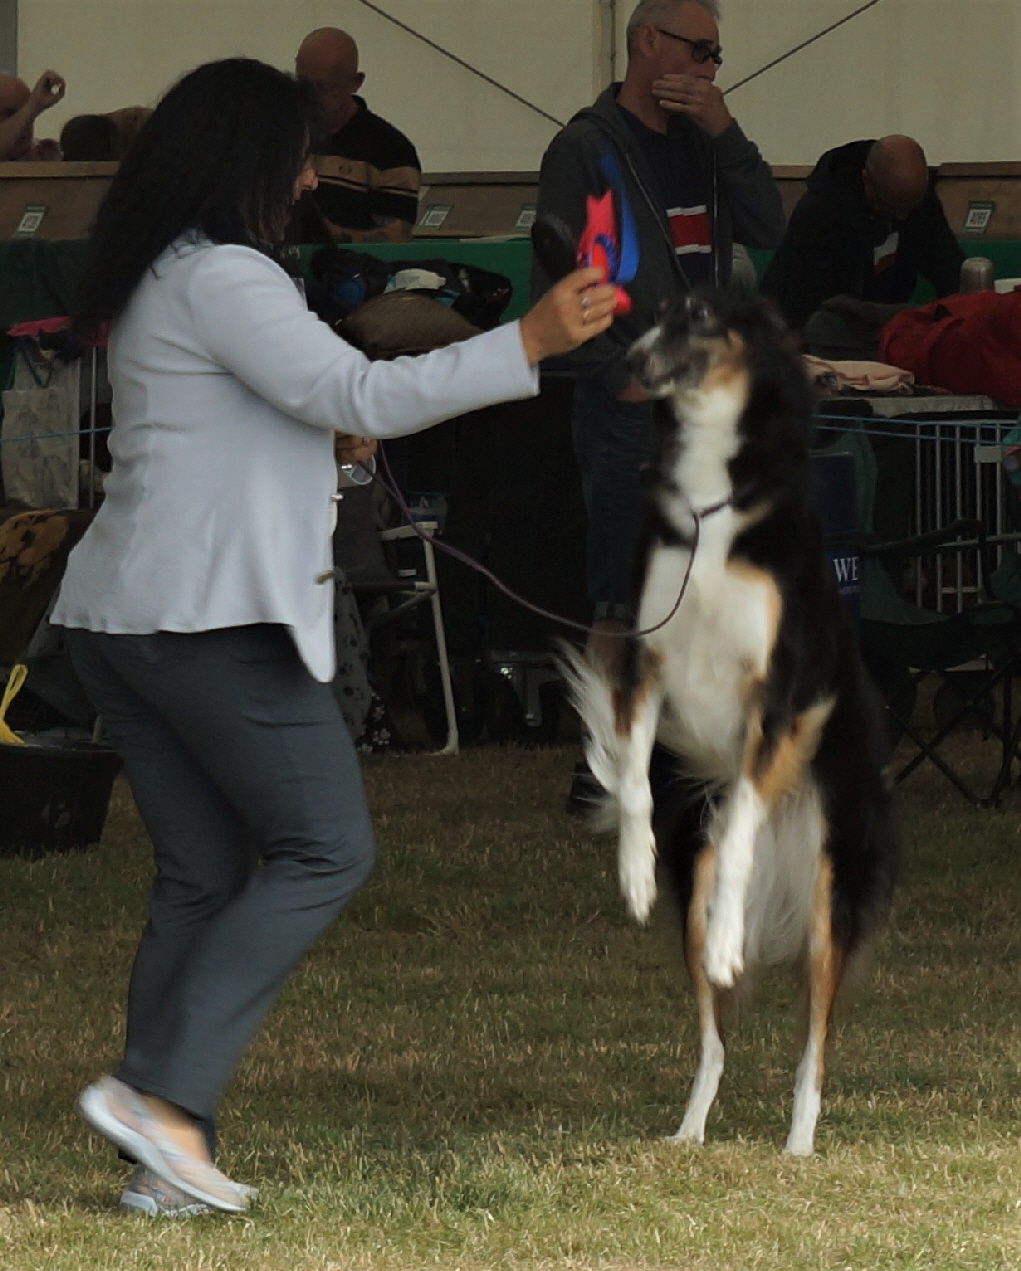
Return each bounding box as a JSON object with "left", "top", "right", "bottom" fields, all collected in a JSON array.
[{"left": 57, "top": 57, "right": 614, "bottom": 1216}]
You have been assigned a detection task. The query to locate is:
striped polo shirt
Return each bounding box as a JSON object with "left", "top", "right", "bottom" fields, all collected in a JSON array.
[{"left": 311, "top": 97, "right": 421, "bottom": 242}]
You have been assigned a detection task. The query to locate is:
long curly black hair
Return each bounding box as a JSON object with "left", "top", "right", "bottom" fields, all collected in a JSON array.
[{"left": 73, "top": 58, "right": 322, "bottom": 338}]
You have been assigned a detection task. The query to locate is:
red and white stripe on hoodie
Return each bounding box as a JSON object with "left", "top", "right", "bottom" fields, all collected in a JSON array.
[{"left": 667, "top": 203, "right": 712, "bottom": 261}]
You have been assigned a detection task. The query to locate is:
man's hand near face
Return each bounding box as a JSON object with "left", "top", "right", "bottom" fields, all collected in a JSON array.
[{"left": 652, "top": 73, "right": 733, "bottom": 138}]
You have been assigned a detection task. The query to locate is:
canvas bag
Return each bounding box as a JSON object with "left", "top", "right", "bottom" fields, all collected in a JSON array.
[{"left": 1, "top": 337, "right": 80, "bottom": 508}]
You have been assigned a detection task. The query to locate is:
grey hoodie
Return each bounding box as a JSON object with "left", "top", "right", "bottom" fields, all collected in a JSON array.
[{"left": 532, "top": 83, "right": 784, "bottom": 397}]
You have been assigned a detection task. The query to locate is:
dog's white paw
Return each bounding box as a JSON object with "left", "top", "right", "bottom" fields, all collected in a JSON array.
[
  {"left": 702, "top": 914, "right": 744, "bottom": 989},
  {"left": 667, "top": 1122, "right": 705, "bottom": 1146},
  {"left": 619, "top": 830, "right": 657, "bottom": 924}
]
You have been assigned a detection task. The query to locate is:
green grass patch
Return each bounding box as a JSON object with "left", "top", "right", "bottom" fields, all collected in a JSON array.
[{"left": 3, "top": 738, "right": 1021, "bottom": 1269}]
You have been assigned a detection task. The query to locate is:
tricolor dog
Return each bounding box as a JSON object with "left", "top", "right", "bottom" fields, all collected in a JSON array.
[{"left": 563, "top": 289, "right": 899, "bottom": 1155}]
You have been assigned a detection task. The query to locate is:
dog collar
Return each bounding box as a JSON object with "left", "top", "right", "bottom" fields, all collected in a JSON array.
[{"left": 696, "top": 481, "right": 758, "bottom": 519}]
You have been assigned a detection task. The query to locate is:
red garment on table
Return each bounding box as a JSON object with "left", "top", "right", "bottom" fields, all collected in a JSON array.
[
  {"left": 878, "top": 289, "right": 1021, "bottom": 407},
  {"left": 6, "top": 317, "right": 108, "bottom": 346}
]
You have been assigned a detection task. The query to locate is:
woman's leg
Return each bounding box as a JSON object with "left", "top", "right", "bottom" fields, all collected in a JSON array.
[
  {"left": 68, "top": 628, "right": 257, "bottom": 1159},
  {"left": 66, "top": 624, "right": 375, "bottom": 1126}
]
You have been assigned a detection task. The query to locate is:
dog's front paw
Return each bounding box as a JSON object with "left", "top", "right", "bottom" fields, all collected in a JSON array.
[
  {"left": 619, "top": 829, "right": 657, "bottom": 924},
  {"left": 702, "top": 913, "right": 744, "bottom": 988}
]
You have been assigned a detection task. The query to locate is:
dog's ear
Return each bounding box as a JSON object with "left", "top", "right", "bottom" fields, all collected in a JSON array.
[
  {"left": 683, "top": 290, "right": 730, "bottom": 339},
  {"left": 684, "top": 294, "right": 715, "bottom": 332}
]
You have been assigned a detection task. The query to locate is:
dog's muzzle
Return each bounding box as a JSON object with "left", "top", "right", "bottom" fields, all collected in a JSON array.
[{"left": 626, "top": 329, "right": 694, "bottom": 398}]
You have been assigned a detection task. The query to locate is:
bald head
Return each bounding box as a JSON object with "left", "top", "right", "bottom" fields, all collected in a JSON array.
[
  {"left": 295, "top": 28, "right": 364, "bottom": 134},
  {"left": 863, "top": 135, "right": 931, "bottom": 222}
]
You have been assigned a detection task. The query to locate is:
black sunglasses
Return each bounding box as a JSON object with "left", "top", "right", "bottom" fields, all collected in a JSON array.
[{"left": 655, "top": 28, "right": 723, "bottom": 67}]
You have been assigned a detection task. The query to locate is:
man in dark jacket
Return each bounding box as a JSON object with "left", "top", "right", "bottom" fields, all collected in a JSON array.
[
  {"left": 762, "top": 135, "right": 963, "bottom": 331},
  {"left": 533, "top": 0, "right": 783, "bottom": 660}
]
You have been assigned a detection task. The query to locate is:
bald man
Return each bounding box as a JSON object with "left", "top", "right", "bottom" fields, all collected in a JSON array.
[
  {"left": 0, "top": 70, "right": 65, "bottom": 160},
  {"left": 762, "top": 135, "right": 964, "bottom": 331},
  {"left": 294, "top": 27, "right": 421, "bottom": 243}
]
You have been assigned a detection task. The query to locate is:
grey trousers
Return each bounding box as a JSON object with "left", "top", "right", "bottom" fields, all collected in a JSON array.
[{"left": 65, "top": 625, "right": 375, "bottom": 1132}]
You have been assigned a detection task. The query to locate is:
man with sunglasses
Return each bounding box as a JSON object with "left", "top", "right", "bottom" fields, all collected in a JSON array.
[
  {"left": 761, "top": 135, "right": 963, "bottom": 334},
  {"left": 532, "top": 0, "right": 782, "bottom": 810}
]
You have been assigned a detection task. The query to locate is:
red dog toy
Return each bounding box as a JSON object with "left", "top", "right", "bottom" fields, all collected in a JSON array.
[{"left": 576, "top": 190, "right": 633, "bottom": 316}]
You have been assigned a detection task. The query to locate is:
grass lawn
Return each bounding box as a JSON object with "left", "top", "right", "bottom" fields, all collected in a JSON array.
[{"left": 2, "top": 733, "right": 1021, "bottom": 1269}]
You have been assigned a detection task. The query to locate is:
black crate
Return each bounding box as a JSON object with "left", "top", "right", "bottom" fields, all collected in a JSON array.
[{"left": 0, "top": 735, "right": 121, "bottom": 856}]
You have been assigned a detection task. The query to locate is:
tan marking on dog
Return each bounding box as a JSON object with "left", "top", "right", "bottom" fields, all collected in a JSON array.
[
  {"left": 685, "top": 843, "right": 730, "bottom": 1039},
  {"left": 754, "top": 697, "right": 835, "bottom": 806},
  {"left": 803, "top": 855, "right": 843, "bottom": 1091},
  {"left": 684, "top": 842, "right": 717, "bottom": 984},
  {"left": 700, "top": 330, "right": 750, "bottom": 395},
  {"left": 611, "top": 646, "right": 663, "bottom": 736},
  {"left": 717, "top": 561, "right": 834, "bottom": 805}
]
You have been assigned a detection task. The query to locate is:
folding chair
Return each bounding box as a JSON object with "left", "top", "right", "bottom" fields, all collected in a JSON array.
[
  {"left": 351, "top": 520, "right": 459, "bottom": 754},
  {"left": 813, "top": 427, "right": 1021, "bottom": 807}
]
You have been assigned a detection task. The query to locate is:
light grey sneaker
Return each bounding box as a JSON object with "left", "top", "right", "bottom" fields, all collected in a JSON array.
[
  {"left": 119, "top": 1166, "right": 211, "bottom": 1218},
  {"left": 77, "top": 1076, "right": 252, "bottom": 1213}
]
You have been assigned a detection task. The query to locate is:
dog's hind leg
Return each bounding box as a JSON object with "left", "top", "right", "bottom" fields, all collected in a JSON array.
[
  {"left": 786, "top": 856, "right": 843, "bottom": 1156},
  {"left": 671, "top": 845, "right": 726, "bottom": 1144},
  {"left": 617, "top": 670, "right": 664, "bottom": 923}
]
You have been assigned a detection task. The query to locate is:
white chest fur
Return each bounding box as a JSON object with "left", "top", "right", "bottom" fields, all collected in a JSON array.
[
  {"left": 637, "top": 378, "right": 779, "bottom": 779},
  {"left": 640, "top": 511, "right": 778, "bottom": 782}
]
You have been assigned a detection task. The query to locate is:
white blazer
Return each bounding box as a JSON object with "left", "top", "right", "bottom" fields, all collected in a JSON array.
[{"left": 52, "top": 239, "right": 538, "bottom": 681}]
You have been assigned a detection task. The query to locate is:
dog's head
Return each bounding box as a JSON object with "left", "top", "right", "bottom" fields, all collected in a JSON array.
[
  {"left": 627, "top": 289, "right": 817, "bottom": 503},
  {"left": 626, "top": 289, "right": 791, "bottom": 399}
]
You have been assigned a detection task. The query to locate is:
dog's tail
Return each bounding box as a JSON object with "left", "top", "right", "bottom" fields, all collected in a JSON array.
[{"left": 556, "top": 643, "right": 622, "bottom": 830}]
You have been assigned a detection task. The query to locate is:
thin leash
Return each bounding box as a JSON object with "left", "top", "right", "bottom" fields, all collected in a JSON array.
[{"left": 360, "top": 444, "right": 733, "bottom": 642}]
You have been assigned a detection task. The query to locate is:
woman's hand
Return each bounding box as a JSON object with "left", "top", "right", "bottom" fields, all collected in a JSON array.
[
  {"left": 334, "top": 433, "right": 378, "bottom": 467},
  {"left": 519, "top": 267, "right": 617, "bottom": 366}
]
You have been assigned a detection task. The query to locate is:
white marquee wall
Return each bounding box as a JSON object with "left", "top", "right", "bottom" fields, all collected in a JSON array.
[
  {"left": 14, "top": 1, "right": 1020, "bottom": 171},
  {"left": 718, "top": 0, "right": 1020, "bottom": 165}
]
